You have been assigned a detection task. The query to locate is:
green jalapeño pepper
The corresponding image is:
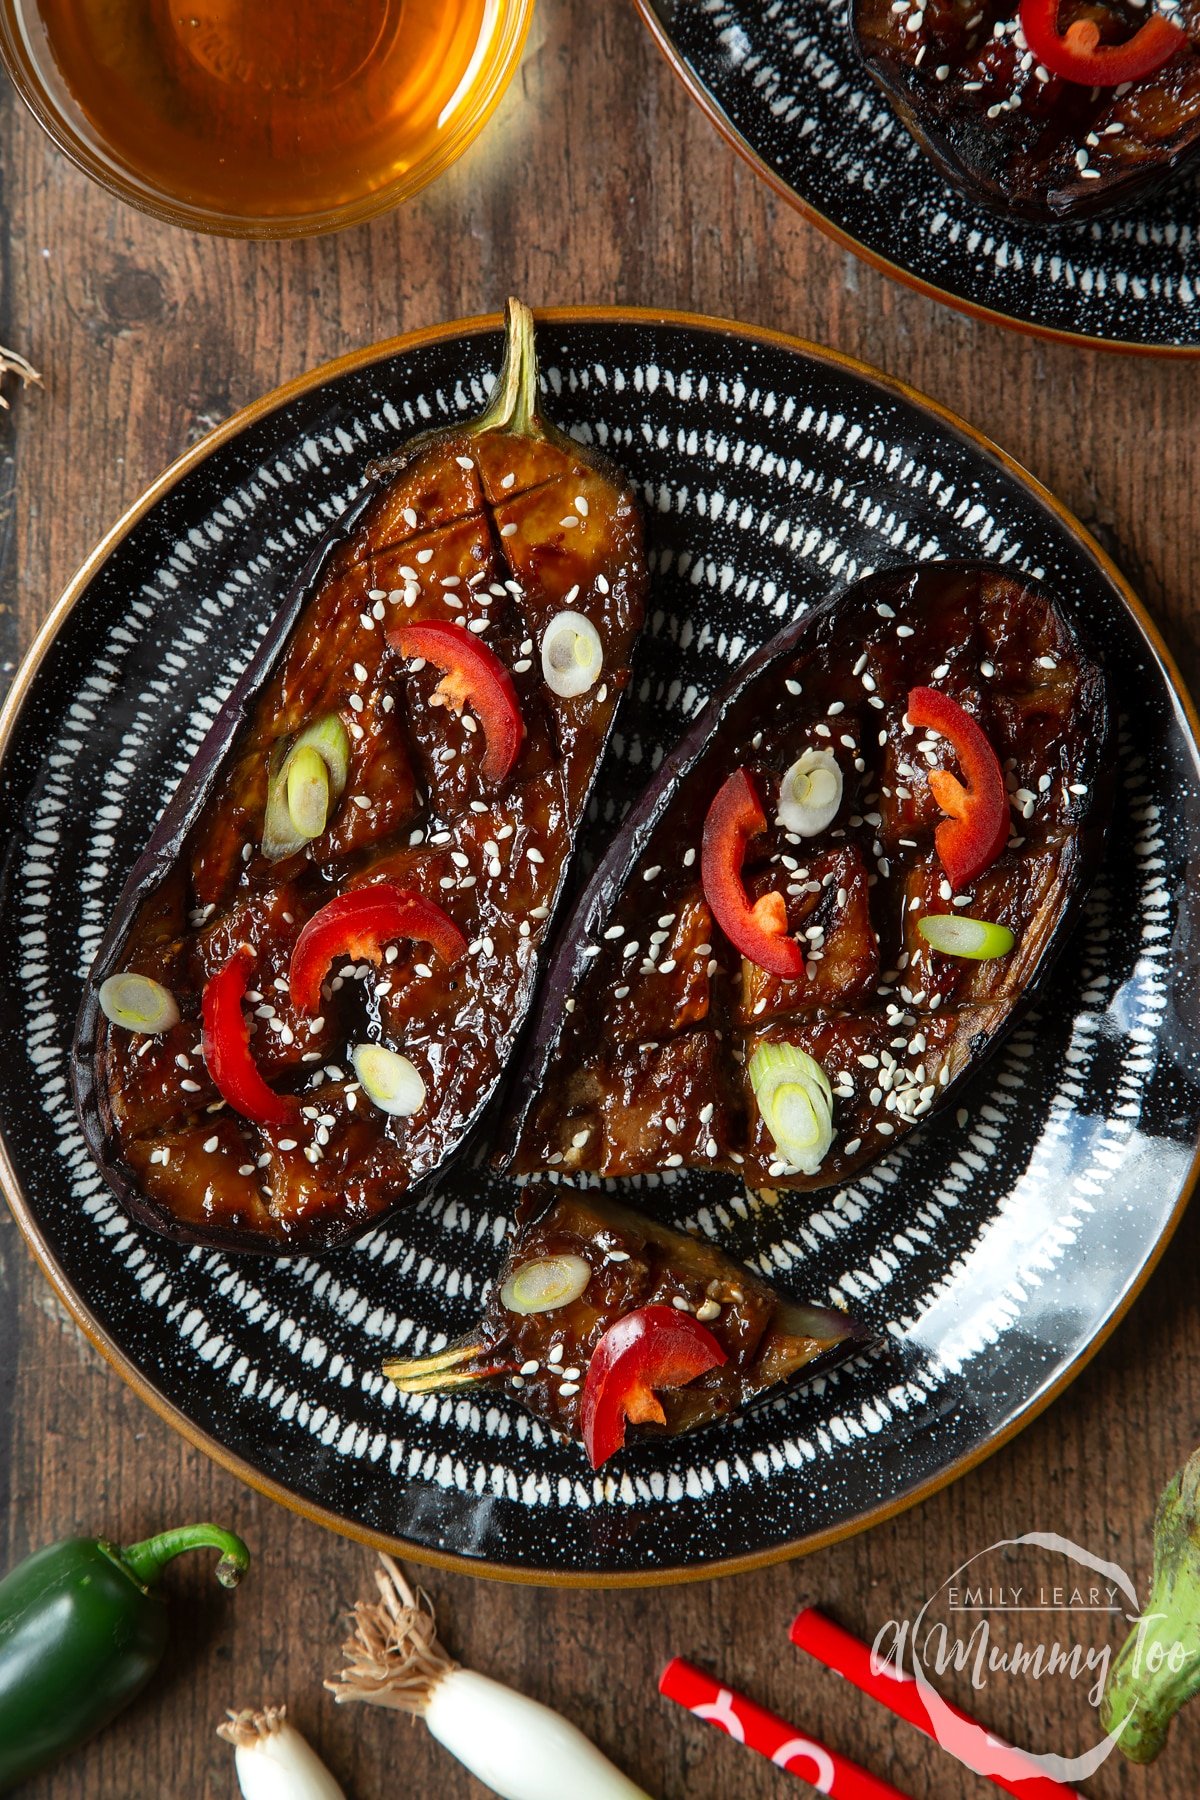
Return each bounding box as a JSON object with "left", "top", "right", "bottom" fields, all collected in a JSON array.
[{"left": 0, "top": 1521, "right": 249, "bottom": 1791}]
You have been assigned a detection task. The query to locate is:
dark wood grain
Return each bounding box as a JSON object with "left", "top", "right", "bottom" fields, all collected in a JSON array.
[{"left": 2, "top": 1, "right": 1199, "bottom": 1795}]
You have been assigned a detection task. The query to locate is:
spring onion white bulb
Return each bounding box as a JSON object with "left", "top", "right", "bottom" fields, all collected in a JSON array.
[
  {"left": 328, "top": 1557, "right": 651, "bottom": 1800},
  {"left": 776, "top": 749, "right": 843, "bottom": 837},
  {"left": 918, "top": 913, "right": 1015, "bottom": 960},
  {"left": 500, "top": 1254, "right": 592, "bottom": 1316},
  {"left": 217, "top": 1706, "right": 345, "bottom": 1800},
  {"left": 350, "top": 1043, "right": 426, "bottom": 1117},
  {"left": 98, "top": 972, "right": 180, "bottom": 1035},
  {"left": 541, "top": 611, "right": 603, "bottom": 698},
  {"left": 748, "top": 1041, "right": 834, "bottom": 1175}
]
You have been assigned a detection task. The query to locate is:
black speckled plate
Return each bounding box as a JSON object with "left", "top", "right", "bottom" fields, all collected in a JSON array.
[
  {"left": 634, "top": 0, "right": 1200, "bottom": 353},
  {"left": 1, "top": 309, "right": 1197, "bottom": 1586}
]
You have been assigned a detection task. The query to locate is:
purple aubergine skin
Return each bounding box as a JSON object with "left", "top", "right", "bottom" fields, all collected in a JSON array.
[
  {"left": 499, "top": 560, "right": 1115, "bottom": 1181},
  {"left": 69, "top": 479, "right": 382, "bottom": 1254},
  {"left": 70, "top": 304, "right": 650, "bottom": 1256}
]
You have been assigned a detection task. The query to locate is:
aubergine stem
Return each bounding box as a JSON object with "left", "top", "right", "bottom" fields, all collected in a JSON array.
[
  {"left": 1101, "top": 1447, "right": 1200, "bottom": 1761},
  {"left": 469, "top": 297, "right": 576, "bottom": 453},
  {"left": 121, "top": 1522, "right": 251, "bottom": 1591}
]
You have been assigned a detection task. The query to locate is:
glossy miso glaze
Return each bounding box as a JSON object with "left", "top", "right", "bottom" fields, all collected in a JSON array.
[
  {"left": 852, "top": 0, "right": 1200, "bottom": 221},
  {"left": 384, "top": 1186, "right": 864, "bottom": 1447},
  {"left": 89, "top": 399, "right": 646, "bottom": 1251},
  {"left": 510, "top": 564, "right": 1112, "bottom": 1194}
]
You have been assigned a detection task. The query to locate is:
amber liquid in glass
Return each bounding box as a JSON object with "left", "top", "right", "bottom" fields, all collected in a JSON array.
[{"left": 34, "top": 0, "right": 496, "bottom": 219}]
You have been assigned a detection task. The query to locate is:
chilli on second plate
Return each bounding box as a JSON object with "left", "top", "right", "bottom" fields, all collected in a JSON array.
[
  {"left": 852, "top": 0, "right": 1200, "bottom": 222},
  {"left": 71, "top": 301, "right": 648, "bottom": 1252}
]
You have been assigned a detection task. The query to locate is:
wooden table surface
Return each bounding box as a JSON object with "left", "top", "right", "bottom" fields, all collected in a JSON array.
[{"left": 2, "top": 2, "right": 1199, "bottom": 1795}]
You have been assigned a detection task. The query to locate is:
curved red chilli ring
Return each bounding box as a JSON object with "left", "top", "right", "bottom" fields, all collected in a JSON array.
[
  {"left": 580, "top": 1304, "right": 727, "bottom": 1469},
  {"left": 701, "top": 767, "right": 805, "bottom": 978},
  {"left": 201, "top": 947, "right": 296, "bottom": 1128},
  {"left": 289, "top": 882, "right": 467, "bottom": 1016},
  {"left": 1018, "top": 0, "right": 1185, "bottom": 85},
  {"left": 907, "top": 685, "right": 1010, "bottom": 892},
  {"left": 389, "top": 619, "right": 525, "bottom": 784}
]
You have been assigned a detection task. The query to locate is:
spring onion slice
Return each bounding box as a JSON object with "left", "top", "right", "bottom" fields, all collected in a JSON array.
[
  {"left": 918, "top": 913, "right": 1015, "bottom": 960},
  {"left": 748, "top": 1041, "right": 834, "bottom": 1174},
  {"left": 262, "top": 713, "right": 352, "bottom": 862},
  {"left": 327, "top": 1556, "right": 652, "bottom": 1800},
  {"left": 541, "top": 611, "right": 603, "bottom": 699},
  {"left": 286, "top": 746, "right": 331, "bottom": 841},
  {"left": 98, "top": 972, "right": 180, "bottom": 1035},
  {"left": 351, "top": 1044, "right": 426, "bottom": 1117},
  {"left": 218, "top": 1706, "right": 345, "bottom": 1800},
  {"left": 500, "top": 1255, "right": 592, "bottom": 1316},
  {"left": 777, "top": 749, "right": 843, "bottom": 837}
]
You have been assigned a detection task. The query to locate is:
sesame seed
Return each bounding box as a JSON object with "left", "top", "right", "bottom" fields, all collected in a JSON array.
[{"left": 501, "top": 522, "right": 517, "bottom": 537}]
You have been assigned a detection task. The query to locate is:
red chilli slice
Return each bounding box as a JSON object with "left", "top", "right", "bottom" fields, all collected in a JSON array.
[
  {"left": 701, "top": 768, "right": 805, "bottom": 978},
  {"left": 1018, "top": 0, "right": 1185, "bottom": 85},
  {"left": 908, "top": 685, "right": 1010, "bottom": 892},
  {"left": 201, "top": 947, "right": 296, "bottom": 1128},
  {"left": 580, "top": 1304, "right": 727, "bottom": 1469},
  {"left": 289, "top": 883, "right": 467, "bottom": 1017},
  {"left": 390, "top": 619, "right": 525, "bottom": 784}
]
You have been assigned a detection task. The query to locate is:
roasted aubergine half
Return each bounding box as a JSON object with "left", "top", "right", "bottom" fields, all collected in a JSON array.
[
  {"left": 72, "top": 301, "right": 648, "bottom": 1252},
  {"left": 384, "top": 1184, "right": 867, "bottom": 1467},
  {"left": 852, "top": 0, "right": 1200, "bottom": 223},
  {"left": 507, "top": 563, "right": 1112, "bottom": 1194}
]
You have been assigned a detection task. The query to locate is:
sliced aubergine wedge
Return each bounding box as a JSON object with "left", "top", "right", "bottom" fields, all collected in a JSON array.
[
  {"left": 505, "top": 563, "right": 1112, "bottom": 1195},
  {"left": 71, "top": 301, "right": 648, "bottom": 1253},
  {"left": 383, "top": 1184, "right": 868, "bottom": 1467},
  {"left": 852, "top": 0, "right": 1200, "bottom": 224}
]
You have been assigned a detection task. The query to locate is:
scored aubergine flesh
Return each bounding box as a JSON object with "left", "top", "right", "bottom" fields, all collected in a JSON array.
[
  {"left": 852, "top": 0, "right": 1200, "bottom": 223},
  {"left": 73, "top": 302, "right": 647, "bottom": 1252},
  {"left": 383, "top": 1184, "right": 866, "bottom": 1452},
  {"left": 506, "top": 563, "right": 1111, "bottom": 1194}
]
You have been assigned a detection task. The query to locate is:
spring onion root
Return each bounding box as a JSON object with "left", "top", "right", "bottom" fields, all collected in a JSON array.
[
  {"left": 0, "top": 346, "right": 40, "bottom": 409},
  {"left": 327, "top": 1556, "right": 653, "bottom": 1799},
  {"left": 218, "top": 1706, "right": 345, "bottom": 1800}
]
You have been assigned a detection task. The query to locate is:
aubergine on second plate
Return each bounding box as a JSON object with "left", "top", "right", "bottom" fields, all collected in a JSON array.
[
  {"left": 506, "top": 563, "right": 1112, "bottom": 1195},
  {"left": 852, "top": 0, "right": 1200, "bottom": 223},
  {"left": 71, "top": 302, "right": 648, "bottom": 1252},
  {"left": 385, "top": 1184, "right": 867, "bottom": 1468}
]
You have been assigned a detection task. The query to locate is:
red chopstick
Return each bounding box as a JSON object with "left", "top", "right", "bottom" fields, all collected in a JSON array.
[
  {"left": 790, "top": 1607, "right": 1084, "bottom": 1800},
  {"left": 660, "top": 1656, "right": 912, "bottom": 1800}
]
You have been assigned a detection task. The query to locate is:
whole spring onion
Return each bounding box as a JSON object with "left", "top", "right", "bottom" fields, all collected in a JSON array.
[
  {"left": 748, "top": 1041, "right": 835, "bottom": 1175},
  {"left": 350, "top": 1043, "right": 427, "bottom": 1117},
  {"left": 776, "top": 748, "right": 843, "bottom": 837},
  {"left": 500, "top": 1254, "right": 593, "bottom": 1315},
  {"left": 1101, "top": 1446, "right": 1200, "bottom": 1762},
  {"left": 327, "top": 1556, "right": 652, "bottom": 1800},
  {"left": 98, "top": 971, "right": 181, "bottom": 1035},
  {"left": 918, "top": 913, "right": 1015, "bottom": 960},
  {"left": 541, "top": 611, "right": 604, "bottom": 698},
  {"left": 218, "top": 1705, "right": 346, "bottom": 1800},
  {"left": 262, "top": 713, "right": 352, "bottom": 861}
]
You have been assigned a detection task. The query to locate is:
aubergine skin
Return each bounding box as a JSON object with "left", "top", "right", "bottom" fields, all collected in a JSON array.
[
  {"left": 852, "top": 0, "right": 1200, "bottom": 223},
  {"left": 383, "top": 1184, "right": 867, "bottom": 1450},
  {"left": 505, "top": 563, "right": 1112, "bottom": 1195},
  {"left": 71, "top": 303, "right": 648, "bottom": 1254}
]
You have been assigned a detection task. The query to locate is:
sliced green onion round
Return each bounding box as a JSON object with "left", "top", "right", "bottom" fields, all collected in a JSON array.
[
  {"left": 749, "top": 1041, "right": 834, "bottom": 1174},
  {"left": 918, "top": 913, "right": 1015, "bottom": 960},
  {"left": 500, "top": 1254, "right": 592, "bottom": 1316},
  {"left": 286, "top": 745, "right": 331, "bottom": 841},
  {"left": 541, "top": 611, "right": 603, "bottom": 699},
  {"left": 293, "top": 712, "right": 351, "bottom": 798},
  {"left": 98, "top": 972, "right": 180, "bottom": 1036},
  {"left": 350, "top": 1043, "right": 426, "bottom": 1117},
  {"left": 262, "top": 713, "right": 352, "bottom": 862},
  {"left": 777, "top": 749, "right": 843, "bottom": 837}
]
